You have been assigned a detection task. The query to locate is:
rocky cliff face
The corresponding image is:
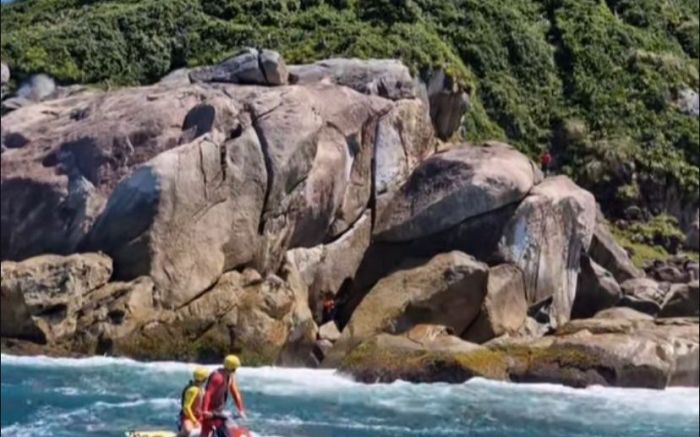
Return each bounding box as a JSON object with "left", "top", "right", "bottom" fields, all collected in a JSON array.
[{"left": 1, "top": 51, "right": 698, "bottom": 389}]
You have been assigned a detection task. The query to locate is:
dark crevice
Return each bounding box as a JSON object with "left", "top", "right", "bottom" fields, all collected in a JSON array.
[
  {"left": 182, "top": 104, "right": 216, "bottom": 139},
  {"left": 41, "top": 152, "right": 59, "bottom": 167},
  {"left": 285, "top": 174, "right": 309, "bottom": 202},
  {"left": 107, "top": 309, "right": 126, "bottom": 325},
  {"left": 369, "top": 121, "right": 380, "bottom": 231},
  {"left": 190, "top": 321, "right": 218, "bottom": 343},
  {"left": 175, "top": 277, "right": 221, "bottom": 310},
  {"left": 95, "top": 336, "right": 113, "bottom": 355},
  {"left": 251, "top": 98, "right": 287, "bottom": 122},
  {"left": 245, "top": 101, "right": 287, "bottom": 237},
  {"left": 198, "top": 140, "right": 209, "bottom": 201},
  {"left": 191, "top": 196, "right": 229, "bottom": 224},
  {"left": 220, "top": 141, "right": 227, "bottom": 180},
  {"left": 35, "top": 303, "right": 68, "bottom": 321},
  {"left": 251, "top": 116, "right": 274, "bottom": 235},
  {"left": 256, "top": 51, "right": 270, "bottom": 85},
  {"left": 3, "top": 132, "right": 29, "bottom": 149}
]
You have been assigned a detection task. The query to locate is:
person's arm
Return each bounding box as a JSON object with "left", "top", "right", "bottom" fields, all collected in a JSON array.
[
  {"left": 202, "top": 372, "right": 223, "bottom": 417},
  {"left": 228, "top": 375, "right": 246, "bottom": 418},
  {"left": 182, "top": 386, "right": 200, "bottom": 425}
]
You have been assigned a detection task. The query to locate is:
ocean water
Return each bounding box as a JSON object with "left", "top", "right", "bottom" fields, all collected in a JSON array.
[{"left": 1, "top": 354, "right": 698, "bottom": 437}]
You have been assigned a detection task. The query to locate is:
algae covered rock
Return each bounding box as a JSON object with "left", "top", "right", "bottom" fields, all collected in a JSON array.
[
  {"left": 339, "top": 324, "right": 507, "bottom": 383},
  {"left": 341, "top": 317, "right": 699, "bottom": 389}
]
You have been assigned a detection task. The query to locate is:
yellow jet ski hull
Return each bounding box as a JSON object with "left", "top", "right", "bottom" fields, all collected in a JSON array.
[{"left": 125, "top": 432, "right": 177, "bottom": 437}]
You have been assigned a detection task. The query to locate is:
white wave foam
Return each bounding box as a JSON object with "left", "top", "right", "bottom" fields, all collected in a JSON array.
[
  {"left": 468, "top": 377, "right": 699, "bottom": 412},
  {"left": 3, "top": 353, "right": 698, "bottom": 419},
  {"left": 1, "top": 353, "right": 207, "bottom": 372},
  {"left": 92, "top": 398, "right": 178, "bottom": 410}
]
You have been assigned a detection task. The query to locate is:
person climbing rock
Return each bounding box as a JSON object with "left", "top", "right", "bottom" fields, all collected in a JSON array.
[
  {"left": 540, "top": 150, "right": 553, "bottom": 176},
  {"left": 200, "top": 355, "right": 246, "bottom": 437},
  {"left": 321, "top": 294, "right": 337, "bottom": 324},
  {"left": 177, "top": 367, "right": 209, "bottom": 437}
]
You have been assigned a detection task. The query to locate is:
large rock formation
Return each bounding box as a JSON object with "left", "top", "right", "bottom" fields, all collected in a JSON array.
[
  {"left": 659, "top": 281, "right": 699, "bottom": 318},
  {"left": 588, "top": 216, "right": 644, "bottom": 282},
  {"left": 618, "top": 278, "right": 665, "bottom": 315},
  {"left": 87, "top": 130, "right": 267, "bottom": 306},
  {"left": 423, "top": 70, "right": 470, "bottom": 140},
  {"left": 1, "top": 253, "right": 113, "bottom": 343},
  {"left": 374, "top": 142, "right": 542, "bottom": 242},
  {"left": 339, "top": 324, "right": 501, "bottom": 383},
  {"left": 2, "top": 68, "right": 434, "bottom": 308},
  {"left": 289, "top": 58, "right": 417, "bottom": 101},
  {"left": 497, "top": 176, "right": 597, "bottom": 326},
  {"left": 373, "top": 98, "right": 435, "bottom": 215},
  {"left": 0, "top": 252, "right": 316, "bottom": 364},
  {"left": 462, "top": 264, "right": 527, "bottom": 343},
  {"left": 289, "top": 59, "right": 468, "bottom": 139},
  {"left": 72, "top": 275, "right": 156, "bottom": 353},
  {"left": 114, "top": 263, "right": 316, "bottom": 365},
  {"left": 2, "top": 83, "right": 230, "bottom": 262},
  {"left": 0, "top": 62, "right": 8, "bottom": 86},
  {"left": 287, "top": 211, "right": 372, "bottom": 322},
  {"left": 5, "top": 52, "right": 685, "bottom": 388},
  {"left": 644, "top": 255, "right": 699, "bottom": 284},
  {"left": 526, "top": 317, "right": 699, "bottom": 388},
  {"left": 324, "top": 251, "right": 488, "bottom": 366},
  {"left": 571, "top": 255, "right": 621, "bottom": 319},
  {"left": 0, "top": 62, "right": 9, "bottom": 101},
  {"left": 190, "top": 48, "right": 289, "bottom": 86}
]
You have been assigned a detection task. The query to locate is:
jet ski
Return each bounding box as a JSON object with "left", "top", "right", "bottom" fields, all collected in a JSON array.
[
  {"left": 126, "top": 412, "right": 252, "bottom": 437},
  {"left": 126, "top": 426, "right": 251, "bottom": 437},
  {"left": 125, "top": 432, "right": 179, "bottom": 437}
]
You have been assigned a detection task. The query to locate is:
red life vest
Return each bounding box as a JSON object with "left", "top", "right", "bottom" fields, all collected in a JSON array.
[
  {"left": 540, "top": 152, "right": 552, "bottom": 166},
  {"left": 204, "top": 368, "right": 231, "bottom": 411}
]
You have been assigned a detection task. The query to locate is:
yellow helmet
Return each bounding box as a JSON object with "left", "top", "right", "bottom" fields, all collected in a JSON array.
[
  {"left": 224, "top": 355, "right": 241, "bottom": 371},
  {"left": 193, "top": 367, "right": 209, "bottom": 382}
]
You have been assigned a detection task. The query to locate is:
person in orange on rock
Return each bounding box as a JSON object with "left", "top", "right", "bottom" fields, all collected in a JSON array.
[
  {"left": 321, "top": 294, "right": 337, "bottom": 324},
  {"left": 540, "top": 150, "right": 553, "bottom": 176}
]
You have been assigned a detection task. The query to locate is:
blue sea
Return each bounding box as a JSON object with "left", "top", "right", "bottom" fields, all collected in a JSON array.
[{"left": 1, "top": 354, "right": 698, "bottom": 437}]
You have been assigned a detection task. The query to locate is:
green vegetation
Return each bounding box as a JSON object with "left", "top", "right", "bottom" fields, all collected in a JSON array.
[
  {"left": 610, "top": 215, "right": 693, "bottom": 267},
  {"left": 1, "top": 0, "right": 698, "bottom": 240},
  {"left": 625, "top": 214, "right": 686, "bottom": 250},
  {"left": 611, "top": 227, "right": 669, "bottom": 267}
]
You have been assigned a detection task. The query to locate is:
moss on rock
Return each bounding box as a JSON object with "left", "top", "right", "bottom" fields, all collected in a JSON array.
[
  {"left": 113, "top": 320, "right": 278, "bottom": 365},
  {"left": 339, "top": 335, "right": 509, "bottom": 383}
]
